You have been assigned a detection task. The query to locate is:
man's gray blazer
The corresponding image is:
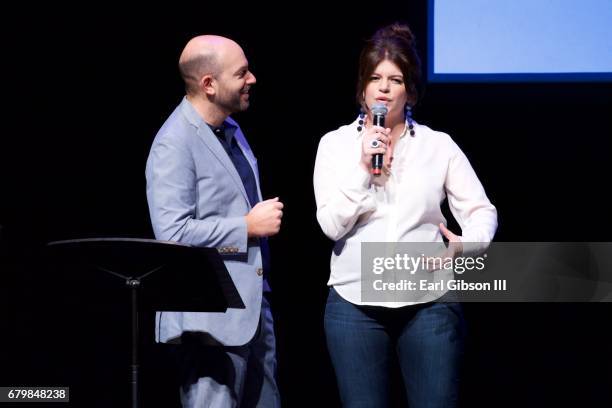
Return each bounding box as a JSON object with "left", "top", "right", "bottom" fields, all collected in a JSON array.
[{"left": 146, "top": 97, "right": 264, "bottom": 346}]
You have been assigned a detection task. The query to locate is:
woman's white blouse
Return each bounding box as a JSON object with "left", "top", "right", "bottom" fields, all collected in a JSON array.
[{"left": 313, "top": 118, "right": 498, "bottom": 306}]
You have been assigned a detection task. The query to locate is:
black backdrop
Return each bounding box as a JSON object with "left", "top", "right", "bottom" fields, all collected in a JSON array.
[{"left": 2, "top": 2, "right": 612, "bottom": 407}]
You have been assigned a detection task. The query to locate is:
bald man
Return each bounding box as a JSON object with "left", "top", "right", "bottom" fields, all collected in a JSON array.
[{"left": 146, "top": 36, "right": 282, "bottom": 407}]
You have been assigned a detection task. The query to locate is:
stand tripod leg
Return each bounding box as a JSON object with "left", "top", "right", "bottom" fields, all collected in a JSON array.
[{"left": 129, "top": 280, "right": 140, "bottom": 408}]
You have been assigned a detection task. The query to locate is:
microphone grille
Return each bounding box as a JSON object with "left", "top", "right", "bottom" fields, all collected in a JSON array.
[{"left": 371, "top": 103, "right": 388, "bottom": 116}]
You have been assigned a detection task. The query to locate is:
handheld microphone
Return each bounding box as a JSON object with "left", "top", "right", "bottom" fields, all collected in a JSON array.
[{"left": 371, "top": 103, "right": 388, "bottom": 176}]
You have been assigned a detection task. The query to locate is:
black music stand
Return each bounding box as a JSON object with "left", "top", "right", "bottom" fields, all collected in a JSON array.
[{"left": 46, "top": 238, "right": 244, "bottom": 408}]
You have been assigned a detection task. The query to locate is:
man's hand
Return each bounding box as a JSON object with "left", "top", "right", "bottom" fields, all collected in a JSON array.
[{"left": 245, "top": 197, "right": 284, "bottom": 238}]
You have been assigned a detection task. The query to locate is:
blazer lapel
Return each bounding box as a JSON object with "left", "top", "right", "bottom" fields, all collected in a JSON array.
[
  {"left": 235, "top": 129, "right": 263, "bottom": 202},
  {"left": 179, "top": 98, "right": 253, "bottom": 207},
  {"left": 196, "top": 125, "right": 251, "bottom": 207}
]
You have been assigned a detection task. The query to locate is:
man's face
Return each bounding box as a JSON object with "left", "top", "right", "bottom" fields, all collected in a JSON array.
[{"left": 214, "top": 45, "right": 256, "bottom": 114}]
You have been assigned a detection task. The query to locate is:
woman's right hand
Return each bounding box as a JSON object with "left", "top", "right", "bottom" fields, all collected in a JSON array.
[{"left": 361, "top": 124, "right": 392, "bottom": 173}]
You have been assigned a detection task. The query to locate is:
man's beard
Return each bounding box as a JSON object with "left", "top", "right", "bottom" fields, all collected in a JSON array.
[{"left": 217, "top": 87, "right": 250, "bottom": 114}]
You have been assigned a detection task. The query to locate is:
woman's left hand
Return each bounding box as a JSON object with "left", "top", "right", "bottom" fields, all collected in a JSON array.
[
  {"left": 426, "top": 223, "right": 464, "bottom": 272},
  {"left": 439, "top": 223, "right": 463, "bottom": 258}
]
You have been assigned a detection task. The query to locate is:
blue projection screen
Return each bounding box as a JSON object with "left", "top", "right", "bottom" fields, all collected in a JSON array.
[{"left": 428, "top": 0, "right": 612, "bottom": 82}]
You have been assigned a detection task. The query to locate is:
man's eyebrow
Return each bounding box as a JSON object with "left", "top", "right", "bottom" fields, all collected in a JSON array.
[{"left": 234, "top": 65, "right": 248, "bottom": 75}]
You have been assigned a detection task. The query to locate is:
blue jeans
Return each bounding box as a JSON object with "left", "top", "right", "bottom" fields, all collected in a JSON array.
[{"left": 324, "top": 287, "right": 465, "bottom": 408}]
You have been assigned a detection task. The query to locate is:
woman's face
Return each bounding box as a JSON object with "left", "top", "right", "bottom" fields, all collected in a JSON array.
[{"left": 364, "top": 59, "right": 409, "bottom": 122}]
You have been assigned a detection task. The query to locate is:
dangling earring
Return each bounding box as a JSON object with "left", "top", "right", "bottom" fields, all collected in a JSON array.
[
  {"left": 405, "top": 105, "right": 415, "bottom": 137},
  {"left": 357, "top": 106, "right": 366, "bottom": 132}
]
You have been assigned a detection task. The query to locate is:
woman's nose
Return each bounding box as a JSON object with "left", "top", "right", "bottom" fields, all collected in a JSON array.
[{"left": 378, "top": 79, "right": 389, "bottom": 92}]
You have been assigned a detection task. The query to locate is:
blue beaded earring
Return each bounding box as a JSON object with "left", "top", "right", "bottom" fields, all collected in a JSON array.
[
  {"left": 357, "top": 106, "right": 365, "bottom": 132},
  {"left": 406, "top": 105, "right": 415, "bottom": 137}
]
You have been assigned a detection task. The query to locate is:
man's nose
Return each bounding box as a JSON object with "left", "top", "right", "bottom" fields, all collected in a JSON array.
[{"left": 247, "top": 71, "right": 256, "bottom": 84}]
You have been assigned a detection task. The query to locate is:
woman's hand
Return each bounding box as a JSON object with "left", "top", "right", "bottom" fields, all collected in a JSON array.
[
  {"left": 361, "top": 122, "right": 392, "bottom": 173},
  {"left": 439, "top": 223, "right": 463, "bottom": 258},
  {"left": 426, "top": 223, "right": 464, "bottom": 272}
]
